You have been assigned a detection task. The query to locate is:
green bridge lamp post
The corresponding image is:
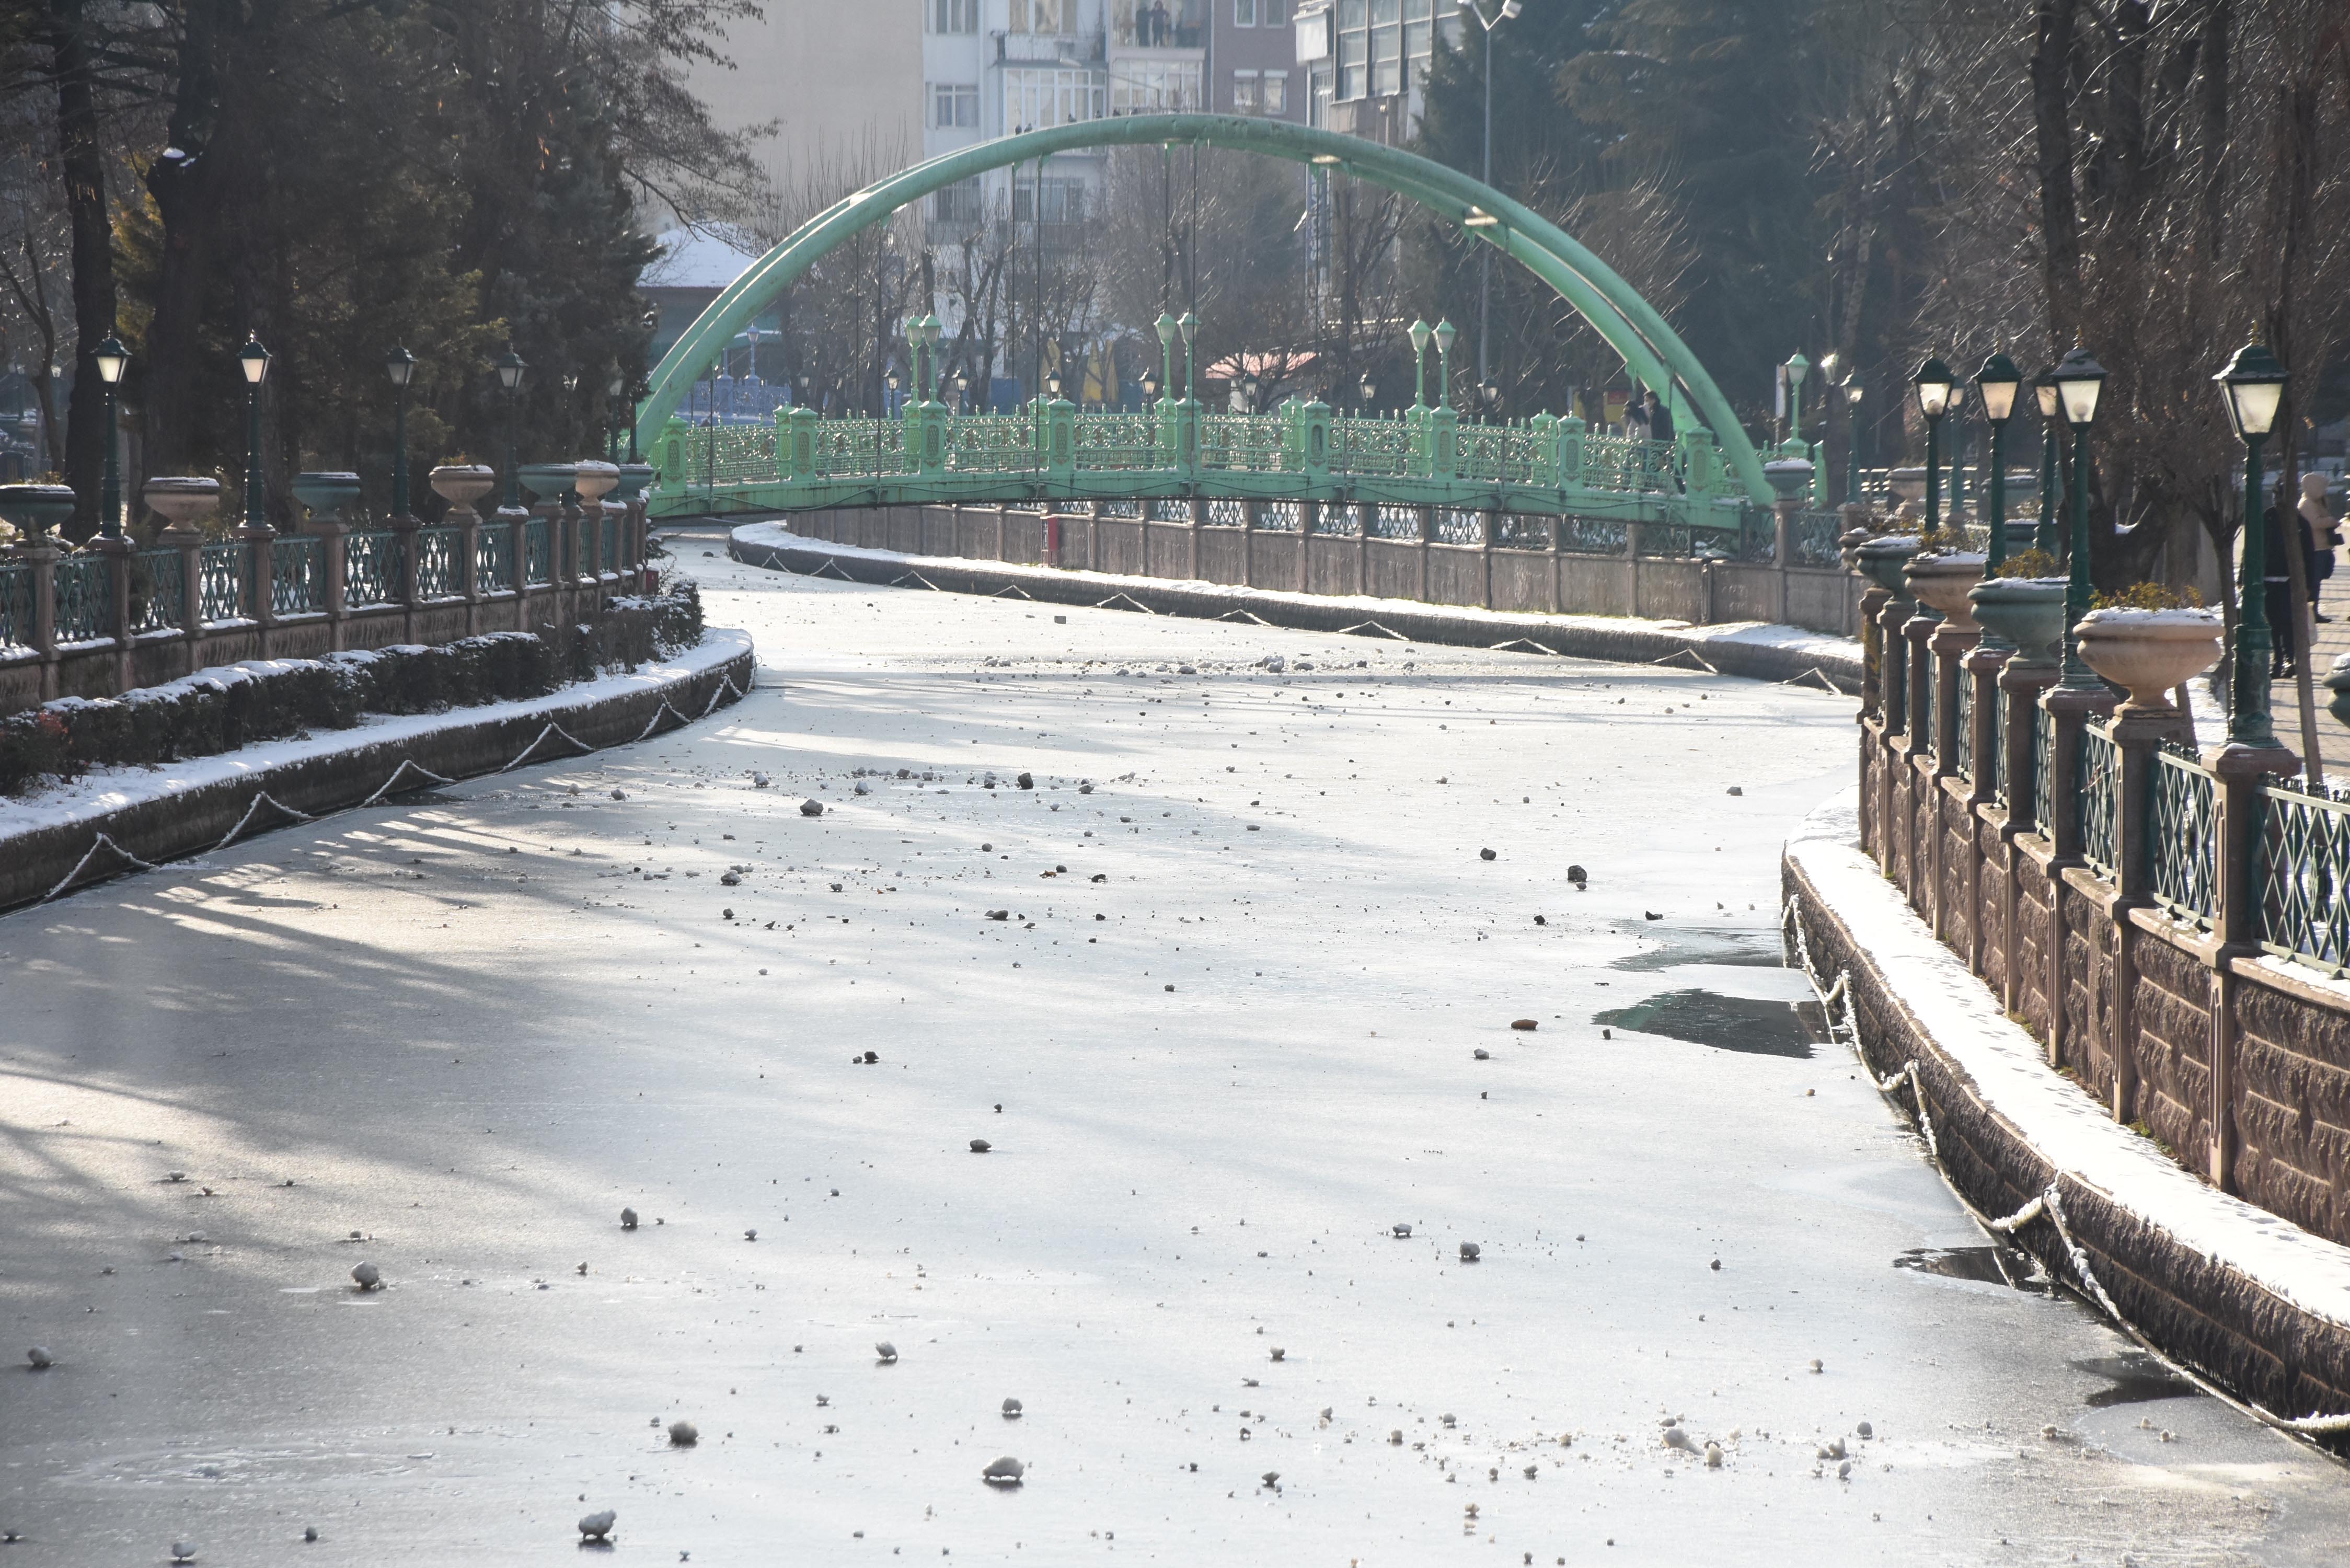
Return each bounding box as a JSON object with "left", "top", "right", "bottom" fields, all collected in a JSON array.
[
  {"left": 496, "top": 345, "right": 527, "bottom": 510},
  {"left": 1409, "top": 320, "right": 1432, "bottom": 408},
  {"left": 1179, "top": 312, "right": 1199, "bottom": 406},
  {"left": 1842, "top": 378, "right": 1864, "bottom": 506},
  {"left": 385, "top": 346, "right": 417, "bottom": 521},
  {"left": 1434, "top": 320, "right": 1456, "bottom": 410},
  {"left": 1974, "top": 351, "right": 2021, "bottom": 575},
  {"left": 239, "top": 336, "right": 272, "bottom": 531},
  {"left": 92, "top": 335, "right": 128, "bottom": 538},
  {"left": 1154, "top": 314, "right": 1177, "bottom": 409},
  {"left": 2033, "top": 372, "right": 2060, "bottom": 555},
  {"left": 1784, "top": 352, "right": 1808, "bottom": 452},
  {"left": 1913, "top": 356, "right": 1954, "bottom": 535},
  {"left": 605, "top": 372, "right": 625, "bottom": 464},
  {"left": 2051, "top": 342, "right": 2109, "bottom": 692},
  {"left": 2216, "top": 334, "right": 2288, "bottom": 749}
]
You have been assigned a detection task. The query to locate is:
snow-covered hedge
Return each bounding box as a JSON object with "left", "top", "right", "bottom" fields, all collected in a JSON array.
[{"left": 0, "top": 584, "right": 704, "bottom": 797}]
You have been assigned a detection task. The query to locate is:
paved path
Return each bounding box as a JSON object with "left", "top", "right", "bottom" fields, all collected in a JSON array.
[{"left": 3, "top": 526, "right": 2345, "bottom": 1564}]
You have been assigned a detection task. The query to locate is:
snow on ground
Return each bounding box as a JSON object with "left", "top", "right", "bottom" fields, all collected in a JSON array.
[{"left": 2, "top": 525, "right": 2346, "bottom": 1565}]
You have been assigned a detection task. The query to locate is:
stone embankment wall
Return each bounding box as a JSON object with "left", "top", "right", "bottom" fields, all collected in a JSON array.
[{"left": 782, "top": 502, "right": 1864, "bottom": 636}]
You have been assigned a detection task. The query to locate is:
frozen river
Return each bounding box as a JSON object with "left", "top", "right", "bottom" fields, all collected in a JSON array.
[{"left": 4, "top": 526, "right": 2346, "bottom": 1564}]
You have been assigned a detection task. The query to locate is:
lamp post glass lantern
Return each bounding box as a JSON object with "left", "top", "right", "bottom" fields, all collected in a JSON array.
[
  {"left": 1784, "top": 352, "right": 1809, "bottom": 446},
  {"left": 93, "top": 335, "right": 128, "bottom": 538},
  {"left": 2051, "top": 342, "right": 2108, "bottom": 690},
  {"left": 1974, "top": 351, "right": 2022, "bottom": 574},
  {"left": 2216, "top": 335, "right": 2289, "bottom": 747},
  {"left": 1409, "top": 319, "right": 1431, "bottom": 407},
  {"left": 386, "top": 346, "right": 417, "bottom": 519},
  {"left": 1433, "top": 319, "right": 1456, "bottom": 409},
  {"left": 2034, "top": 373, "right": 2060, "bottom": 554},
  {"left": 1913, "top": 355, "right": 1954, "bottom": 535},
  {"left": 1842, "top": 379, "right": 1863, "bottom": 507},
  {"left": 240, "top": 336, "right": 272, "bottom": 532},
  {"left": 496, "top": 345, "right": 527, "bottom": 509}
]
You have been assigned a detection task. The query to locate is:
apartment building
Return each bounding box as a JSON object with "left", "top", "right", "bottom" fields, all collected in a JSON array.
[{"left": 1292, "top": 0, "right": 1457, "bottom": 145}]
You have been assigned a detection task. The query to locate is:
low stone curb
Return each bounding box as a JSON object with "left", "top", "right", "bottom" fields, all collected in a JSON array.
[
  {"left": 0, "top": 635, "right": 756, "bottom": 915},
  {"left": 1784, "top": 801, "right": 2350, "bottom": 1449},
  {"left": 725, "top": 529, "right": 1860, "bottom": 693}
]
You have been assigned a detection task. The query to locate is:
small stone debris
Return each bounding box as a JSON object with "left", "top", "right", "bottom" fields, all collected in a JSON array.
[
  {"left": 1704, "top": 1443, "right": 1724, "bottom": 1468},
  {"left": 304, "top": 1526, "right": 319, "bottom": 1541},
  {"left": 1602, "top": 1029, "right": 1612, "bottom": 1040},
  {"left": 970, "top": 1139, "right": 993, "bottom": 1154},
  {"left": 1478, "top": 848, "right": 1497, "bottom": 862},
  {"left": 982, "top": 1456, "right": 1026, "bottom": 1486},
  {"left": 350, "top": 1262, "right": 382, "bottom": 1290},
  {"left": 1837, "top": 1459, "right": 1853, "bottom": 1480},
  {"left": 985, "top": 909, "right": 1010, "bottom": 921},
  {"left": 1002, "top": 1398, "right": 1023, "bottom": 1419},
  {"left": 799, "top": 799, "right": 824, "bottom": 817},
  {"left": 862, "top": 1050, "right": 880, "bottom": 1064},
  {"left": 1260, "top": 1472, "right": 1280, "bottom": 1489},
  {"left": 27, "top": 1346, "right": 54, "bottom": 1369},
  {"left": 1017, "top": 773, "right": 1034, "bottom": 789},
  {"left": 720, "top": 872, "right": 741, "bottom": 886},
  {"left": 1663, "top": 1427, "right": 1699, "bottom": 1455},
  {"left": 668, "top": 1421, "right": 699, "bottom": 1446},
  {"left": 1164, "top": 983, "right": 1175, "bottom": 992},
  {"left": 1510, "top": 1019, "right": 1537, "bottom": 1031},
  {"left": 752, "top": 773, "right": 771, "bottom": 788},
  {"left": 620, "top": 1207, "right": 639, "bottom": 1229},
  {"left": 854, "top": 781, "right": 870, "bottom": 795},
  {"left": 1565, "top": 865, "right": 1587, "bottom": 884},
  {"left": 170, "top": 1543, "right": 197, "bottom": 1563},
  {"left": 166, "top": 1171, "right": 188, "bottom": 1183},
  {"left": 1472, "top": 1048, "right": 1491, "bottom": 1060},
  {"left": 1726, "top": 786, "right": 1743, "bottom": 796},
  {"left": 1856, "top": 1421, "right": 1874, "bottom": 1439},
  {"left": 1815, "top": 1438, "right": 1846, "bottom": 1460},
  {"left": 1808, "top": 1358, "right": 1824, "bottom": 1374},
  {"left": 1388, "top": 1430, "right": 1404, "bottom": 1445},
  {"left": 1710, "top": 1258, "right": 1722, "bottom": 1271},
  {"left": 744, "top": 1230, "right": 758, "bottom": 1242},
  {"left": 1533, "top": 915, "right": 1547, "bottom": 925},
  {"left": 1053, "top": 615, "right": 1067, "bottom": 624},
  {"left": 875, "top": 1341, "right": 899, "bottom": 1364},
  {"left": 609, "top": 790, "right": 627, "bottom": 801},
  {"left": 1458, "top": 1242, "right": 1481, "bottom": 1263},
  {"left": 1269, "top": 1347, "right": 1286, "bottom": 1362},
  {"left": 1524, "top": 1463, "right": 1540, "bottom": 1479},
  {"left": 578, "top": 1508, "right": 617, "bottom": 1541},
  {"left": 1644, "top": 910, "right": 1663, "bottom": 921},
  {"left": 1391, "top": 1224, "right": 1412, "bottom": 1239}
]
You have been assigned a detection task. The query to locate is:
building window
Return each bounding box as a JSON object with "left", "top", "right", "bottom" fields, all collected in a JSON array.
[
  {"left": 1114, "top": 1, "right": 1205, "bottom": 48},
  {"left": 1233, "top": 69, "right": 1260, "bottom": 112},
  {"left": 1005, "top": 66, "right": 1107, "bottom": 130},
  {"left": 1261, "top": 68, "right": 1288, "bottom": 114},
  {"left": 932, "top": 177, "right": 986, "bottom": 227},
  {"left": 928, "top": 0, "right": 979, "bottom": 33},
  {"left": 1012, "top": 177, "right": 1088, "bottom": 225},
  {"left": 1336, "top": 0, "right": 1366, "bottom": 100},
  {"left": 931, "top": 83, "right": 980, "bottom": 130},
  {"left": 1111, "top": 59, "right": 1203, "bottom": 112},
  {"left": 1402, "top": 0, "right": 1433, "bottom": 85},
  {"left": 1235, "top": 0, "right": 1257, "bottom": 24},
  {"left": 1265, "top": 0, "right": 1287, "bottom": 19},
  {"left": 1012, "top": 0, "right": 1079, "bottom": 33}
]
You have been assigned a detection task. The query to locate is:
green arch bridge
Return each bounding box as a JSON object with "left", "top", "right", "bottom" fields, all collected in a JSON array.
[{"left": 639, "top": 114, "right": 1792, "bottom": 529}]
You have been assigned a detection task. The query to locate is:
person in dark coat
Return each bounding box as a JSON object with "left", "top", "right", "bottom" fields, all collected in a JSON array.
[{"left": 1643, "top": 388, "right": 1675, "bottom": 445}]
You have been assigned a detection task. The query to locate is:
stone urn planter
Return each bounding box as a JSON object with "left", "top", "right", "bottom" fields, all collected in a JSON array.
[
  {"left": 143, "top": 476, "right": 222, "bottom": 532},
  {"left": 291, "top": 471, "right": 362, "bottom": 522},
  {"left": 1968, "top": 576, "right": 2069, "bottom": 670},
  {"left": 1904, "top": 551, "right": 1987, "bottom": 631},
  {"left": 1855, "top": 535, "right": 1922, "bottom": 599},
  {"left": 613, "top": 462, "right": 655, "bottom": 502},
  {"left": 572, "top": 460, "right": 620, "bottom": 504},
  {"left": 1887, "top": 467, "right": 1929, "bottom": 505},
  {"left": 0, "top": 482, "right": 78, "bottom": 541},
  {"left": 516, "top": 462, "right": 579, "bottom": 505},
  {"left": 428, "top": 464, "right": 496, "bottom": 521},
  {"left": 2075, "top": 607, "right": 2222, "bottom": 716}
]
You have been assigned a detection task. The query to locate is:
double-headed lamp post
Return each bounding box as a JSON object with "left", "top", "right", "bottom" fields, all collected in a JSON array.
[
  {"left": 1912, "top": 356, "right": 1954, "bottom": 535},
  {"left": 92, "top": 335, "right": 128, "bottom": 538},
  {"left": 1973, "top": 351, "right": 2021, "bottom": 575},
  {"left": 239, "top": 336, "right": 272, "bottom": 531},
  {"left": 495, "top": 345, "right": 528, "bottom": 510},
  {"left": 385, "top": 346, "right": 417, "bottom": 520},
  {"left": 2033, "top": 371, "right": 2061, "bottom": 554},
  {"left": 2215, "top": 335, "right": 2289, "bottom": 749},
  {"left": 2051, "top": 341, "right": 2108, "bottom": 691}
]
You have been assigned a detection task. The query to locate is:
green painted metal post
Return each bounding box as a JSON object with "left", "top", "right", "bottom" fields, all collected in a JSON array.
[
  {"left": 2229, "top": 428, "right": 2276, "bottom": 747},
  {"left": 2057, "top": 422, "right": 2097, "bottom": 690},
  {"left": 1528, "top": 412, "right": 1557, "bottom": 489}
]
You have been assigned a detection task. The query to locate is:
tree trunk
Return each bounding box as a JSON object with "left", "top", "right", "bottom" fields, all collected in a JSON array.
[
  {"left": 2030, "top": 0, "right": 2083, "bottom": 348},
  {"left": 44, "top": 0, "right": 117, "bottom": 540},
  {"left": 141, "top": 0, "right": 234, "bottom": 482}
]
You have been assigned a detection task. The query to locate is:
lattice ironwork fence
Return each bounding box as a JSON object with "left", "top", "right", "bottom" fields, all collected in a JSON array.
[
  {"left": 344, "top": 530, "right": 404, "bottom": 606},
  {"left": 414, "top": 527, "right": 462, "bottom": 599},
  {"left": 198, "top": 542, "right": 248, "bottom": 623},
  {"left": 477, "top": 523, "right": 514, "bottom": 594},
  {"left": 2257, "top": 780, "right": 2350, "bottom": 973},
  {"left": 271, "top": 536, "right": 324, "bottom": 616},
  {"left": 130, "top": 549, "right": 185, "bottom": 635},
  {"left": 524, "top": 519, "right": 552, "bottom": 584},
  {"left": 2, "top": 562, "right": 37, "bottom": 649},
  {"left": 2148, "top": 744, "right": 2219, "bottom": 928},
  {"left": 2077, "top": 722, "right": 2121, "bottom": 877}
]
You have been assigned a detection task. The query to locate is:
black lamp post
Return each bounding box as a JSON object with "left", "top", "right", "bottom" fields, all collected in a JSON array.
[
  {"left": 1974, "top": 352, "right": 2022, "bottom": 575},
  {"left": 1842, "top": 379, "right": 1863, "bottom": 506},
  {"left": 91, "top": 335, "right": 128, "bottom": 538},
  {"left": 1358, "top": 374, "right": 1376, "bottom": 411},
  {"left": 2033, "top": 372, "right": 2060, "bottom": 555},
  {"left": 1912, "top": 356, "right": 1954, "bottom": 535},
  {"left": 954, "top": 372, "right": 971, "bottom": 414},
  {"left": 2215, "top": 335, "right": 2289, "bottom": 748},
  {"left": 2051, "top": 341, "right": 2109, "bottom": 691},
  {"left": 239, "top": 336, "right": 272, "bottom": 531},
  {"left": 495, "top": 344, "right": 527, "bottom": 509},
  {"left": 385, "top": 346, "right": 417, "bottom": 520},
  {"left": 606, "top": 372, "right": 625, "bottom": 463},
  {"left": 1179, "top": 312, "right": 1199, "bottom": 407}
]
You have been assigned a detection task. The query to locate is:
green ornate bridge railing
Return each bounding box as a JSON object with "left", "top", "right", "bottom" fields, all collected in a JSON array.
[{"left": 647, "top": 399, "right": 1762, "bottom": 535}]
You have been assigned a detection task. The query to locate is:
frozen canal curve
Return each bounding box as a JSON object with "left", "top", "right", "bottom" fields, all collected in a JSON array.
[{"left": 4, "top": 528, "right": 2347, "bottom": 1564}]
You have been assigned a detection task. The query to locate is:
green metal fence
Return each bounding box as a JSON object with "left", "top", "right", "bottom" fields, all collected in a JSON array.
[
  {"left": 130, "top": 549, "right": 184, "bottom": 635},
  {"left": 54, "top": 554, "right": 111, "bottom": 641},
  {"left": 2257, "top": 780, "right": 2350, "bottom": 973},
  {"left": 197, "top": 543, "right": 248, "bottom": 624},
  {"left": 344, "top": 530, "right": 404, "bottom": 606},
  {"left": 2078, "top": 722, "right": 2121, "bottom": 876},
  {"left": 2030, "top": 703, "right": 2054, "bottom": 838},
  {"left": 2148, "top": 743, "right": 2219, "bottom": 928},
  {"left": 272, "top": 535, "right": 324, "bottom": 616},
  {"left": 1, "top": 562, "right": 34, "bottom": 649}
]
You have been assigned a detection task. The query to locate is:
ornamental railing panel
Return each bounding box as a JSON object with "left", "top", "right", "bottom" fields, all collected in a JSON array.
[
  {"left": 1918, "top": 653, "right": 1938, "bottom": 764},
  {"left": 1635, "top": 524, "right": 1695, "bottom": 559},
  {"left": 943, "top": 417, "right": 1035, "bottom": 475},
  {"left": 1456, "top": 423, "right": 1543, "bottom": 486},
  {"left": 271, "top": 535, "right": 324, "bottom": 616},
  {"left": 1495, "top": 514, "right": 1548, "bottom": 549},
  {"left": 2030, "top": 701, "right": 2054, "bottom": 837},
  {"left": 1369, "top": 504, "right": 1421, "bottom": 540},
  {"left": 1073, "top": 414, "right": 1158, "bottom": 470},
  {"left": 524, "top": 518, "right": 551, "bottom": 584},
  {"left": 1730, "top": 510, "right": 1776, "bottom": 563},
  {"left": 414, "top": 526, "right": 462, "bottom": 599},
  {"left": 344, "top": 530, "right": 403, "bottom": 606},
  {"left": 198, "top": 541, "right": 248, "bottom": 624},
  {"left": 53, "top": 554, "right": 111, "bottom": 642},
  {"left": 2148, "top": 743, "right": 2219, "bottom": 928},
  {"left": 1204, "top": 498, "right": 1248, "bottom": 528},
  {"left": 1432, "top": 508, "right": 1482, "bottom": 546},
  {"left": 685, "top": 423, "right": 777, "bottom": 485},
  {"left": 1795, "top": 510, "right": 1845, "bottom": 567},
  {"left": 1, "top": 563, "right": 37, "bottom": 649},
  {"left": 2078, "top": 721, "right": 2121, "bottom": 877},
  {"left": 1330, "top": 416, "right": 1411, "bottom": 477},
  {"left": 1560, "top": 516, "right": 1627, "bottom": 555},
  {"left": 2256, "top": 779, "right": 2350, "bottom": 974},
  {"left": 1096, "top": 498, "right": 1141, "bottom": 518},
  {"left": 601, "top": 514, "right": 619, "bottom": 573},
  {"left": 477, "top": 523, "right": 514, "bottom": 594},
  {"left": 1313, "top": 501, "right": 1361, "bottom": 537},
  {"left": 810, "top": 419, "right": 912, "bottom": 480},
  {"left": 1255, "top": 501, "right": 1305, "bottom": 533},
  {"left": 1991, "top": 687, "right": 2011, "bottom": 806},
  {"left": 1579, "top": 435, "right": 1675, "bottom": 493},
  {"left": 130, "top": 549, "right": 185, "bottom": 634},
  {"left": 1954, "top": 669, "right": 1973, "bottom": 782},
  {"left": 1198, "top": 413, "right": 1286, "bottom": 473}
]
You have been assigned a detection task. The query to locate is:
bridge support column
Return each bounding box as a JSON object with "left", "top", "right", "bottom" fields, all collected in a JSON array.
[
  {"left": 1480, "top": 511, "right": 1495, "bottom": 610},
  {"left": 1189, "top": 495, "right": 1204, "bottom": 580},
  {"left": 1417, "top": 506, "right": 1435, "bottom": 602}
]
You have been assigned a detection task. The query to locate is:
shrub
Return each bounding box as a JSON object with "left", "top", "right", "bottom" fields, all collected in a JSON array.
[
  {"left": 2091, "top": 582, "right": 2205, "bottom": 611},
  {"left": 1996, "top": 549, "right": 2063, "bottom": 579}
]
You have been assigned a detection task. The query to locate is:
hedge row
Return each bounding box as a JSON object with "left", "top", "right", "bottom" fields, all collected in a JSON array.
[{"left": 0, "top": 585, "right": 704, "bottom": 797}]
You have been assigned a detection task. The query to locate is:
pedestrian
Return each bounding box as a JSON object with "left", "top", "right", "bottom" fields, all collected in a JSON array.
[
  {"left": 1643, "top": 388, "right": 1675, "bottom": 445},
  {"left": 1623, "top": 388, "right": 1650, "bottom": 443},
  {"left": 1148, "top": 0, "right": 1168, "bottom": 45},
  {"left": 2262, "top": 499, "right": 2301, "bottom": 678},
  {"left": 2298, "top": 471, "right": 2338, "bottom": 624}
]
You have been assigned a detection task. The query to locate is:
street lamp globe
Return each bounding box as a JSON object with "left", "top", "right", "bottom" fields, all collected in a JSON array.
[
  {"left": 1044, "top": 369, "right": 1062, "bottom": 398},
  {"left": 496, "top": 345, "right": 527, "bottom": 393},
  {"left": 1359, "top": 375, "right": 1376, "bottom": 406},
  {"left": 1155, "top": 313, "right": 1177, "bottom": 349},
  {"left": 384, "top": 345, "right": 417, "bottom": 388},
  {"left": 1911, "top": 355, "right": 1954, "bottom": 418},
  {"left": 1784, "top": 351, "right": 1809, "bottom": 391},
  {"left": 1242, "top": 373, "right": 1260, "bottom": 406},
  {"left": 239, "top": 335, "right": 272, "bottom": 385},
  {"left": 2213, "top": 336, "right": 2287, "bottom": 440},
  {"left": 1178, "top": 312, "right": 1199, "bottom": 347},
  {"left": 1408, "top": 319, "right": 1431, "bottom": 356},
  {"left": 1844, "top": 378, "right": 1863, "bottom": 409},
  {"left": 1432, "top": 319, "right": 1457, "bottom": 359},
  {"left": 94, "top": 336, "right": 129, "bottom": 385},
  {"left": 1141, "top": 371, "right": 1160, "bottom": 400},
  {"left": 2051, "top": 343, "right": 2107, "bottom": 428},
  {"left": 2035, "top": 374, "right": 2059, "bottom": 421},
  {"left": 1974, "top": 351, "right": 2022, "bottom": 422}
]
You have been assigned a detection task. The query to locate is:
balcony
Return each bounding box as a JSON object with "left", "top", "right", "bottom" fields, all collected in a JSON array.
[{"left": 1110, "top": 1, "right": 1204, "bottom": 50}]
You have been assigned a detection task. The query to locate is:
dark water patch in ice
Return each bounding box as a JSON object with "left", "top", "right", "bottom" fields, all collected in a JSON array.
[
  {"left": 1609, "top": 924, "right": 1787, "bottom": 972},
  {"left": 1893, "top": 1245, "right": 2048, "bottom": 1292},
  {"left": 1594, "top": 990, "right": 1817, "bottom": 1057},
  {"left": 2073, "top": 1354, "right": 2197, "bottom": 1408}
]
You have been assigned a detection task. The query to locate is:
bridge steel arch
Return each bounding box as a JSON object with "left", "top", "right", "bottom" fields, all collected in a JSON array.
[{"left": 638, "top": 113, "right": 1771, "bottom": 506}]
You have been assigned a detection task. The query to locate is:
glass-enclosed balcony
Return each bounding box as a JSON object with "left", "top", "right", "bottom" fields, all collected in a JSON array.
[{"left": 1111, "top": 0, "right": 1204, "bottom": 49}]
